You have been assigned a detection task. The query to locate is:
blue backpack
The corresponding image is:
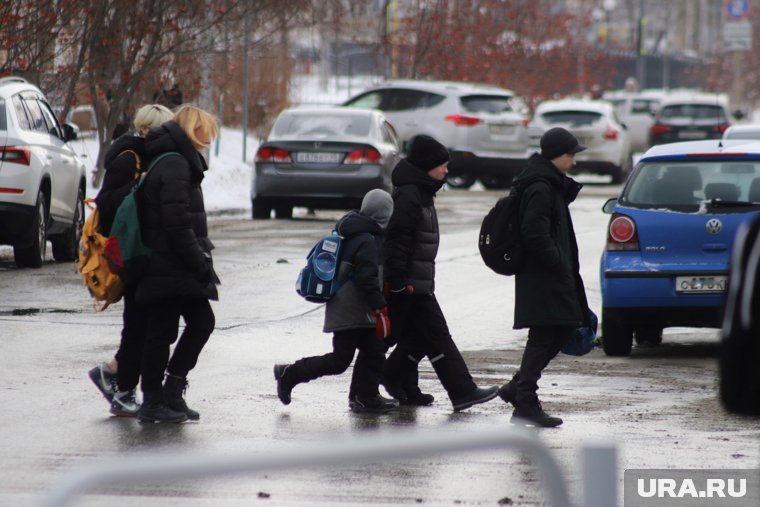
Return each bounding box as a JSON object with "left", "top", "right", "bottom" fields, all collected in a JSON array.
[
  {"left": 296, "top": 231, "right": 345, "bottom": 303},
  {"left": 562, "top": 309, "right": 599, "bottom": 356}
]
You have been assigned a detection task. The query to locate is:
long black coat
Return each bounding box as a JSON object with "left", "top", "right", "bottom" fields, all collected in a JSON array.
[
  {"left": 95, "top": 134, "right": 147, "bottom": 235},
  {"left": 383, "top": 158, "right": 444, "bottom": 295},
  {"left": 136, "top": 121, "right": 219, "bottom": 303},
  {"left": 513, "top": 154, "right": 589, "bottom": 329}
]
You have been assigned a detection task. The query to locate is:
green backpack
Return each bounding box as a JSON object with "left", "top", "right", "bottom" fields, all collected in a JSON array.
[{"left": 104, "top": 151, "right": 180, "bottom": 285}]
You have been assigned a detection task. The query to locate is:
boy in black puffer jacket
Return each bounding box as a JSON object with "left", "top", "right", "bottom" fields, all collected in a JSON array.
[{"left": 274, "top": 189, "right": 399, "bottom": 413}]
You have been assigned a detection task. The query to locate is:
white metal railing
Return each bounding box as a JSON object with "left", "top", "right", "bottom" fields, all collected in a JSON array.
[{"left": 40, "top": 424, "right": 617, "bottom": 507}]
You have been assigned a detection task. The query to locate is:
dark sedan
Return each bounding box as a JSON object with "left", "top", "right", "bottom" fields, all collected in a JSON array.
[{"left": 251, "top": 107, "right": 401, "bottom": 219}]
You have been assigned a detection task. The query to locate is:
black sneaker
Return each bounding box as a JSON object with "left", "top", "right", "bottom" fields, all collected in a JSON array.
[
  {"left": 402, "top": 387, "right": 435, "bottom": 406},
  {"left": 137, "top": 392, "right": 188, "bottom": 424},
  {"left": 110, "top": 390, "right": 140, "bottom": 417},
  {"left": 88, "top": 363, "right": 116, "bottom": 402},
  {"left": 349, "top": 394, "right": 399, "bottom": 414},
  {"left": 451, "top": 385, "right": 499, "bottom": 412},
  {"left": 497, "top": 380, "right": 517, "bottom": 406},
  {"left": 511, "top": 401, "right": 563, "bottom": 428},
  {"left": 274, "top": 364, "right": 294, "bottom": 405}
]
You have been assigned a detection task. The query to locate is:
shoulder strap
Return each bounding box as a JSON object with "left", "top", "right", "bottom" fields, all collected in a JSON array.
[
  {"left": 117, "top": 149, "right": 142, "bottom": 180},
  {"left": 137, "top": 151, "right": 181, "bottom": 188}
]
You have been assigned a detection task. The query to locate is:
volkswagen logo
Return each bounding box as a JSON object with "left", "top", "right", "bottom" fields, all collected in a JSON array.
[{"left": 706, "top": 218, "right": 723, "bottom": 235}]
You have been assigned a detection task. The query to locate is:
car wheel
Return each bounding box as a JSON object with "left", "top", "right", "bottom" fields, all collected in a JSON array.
[
  {"left": 634, "top": 327, "right": 663, "bottom": 346},
  {"left": 13, "top": 191, "right": 47, "bottom": 268},
  {"left": 252, "top": 200, "right": 271, "bottom": 219},
  {"left": 51, "top": 187, "right": 84, "bottom": 262},
  {"left": 480, "top": 176, "right": 512, "bottom": 189},
  {"left": 601, "top": 308, "right": 633, "bottom": 356},
  {"left": 610, "top": 165, "right": 625, "bottom": 184},
  {"left": 274, "top": 205, "right": 293, "bottom": 219},
  {"left": 446, "top": 174, "right": 476, "bottom": 189}
]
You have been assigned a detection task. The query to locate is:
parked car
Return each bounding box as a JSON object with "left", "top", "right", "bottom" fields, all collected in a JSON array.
[
  {"left": 599, "top": 139, "right": 760, "bottom": 356},
  {"left": 649, "top": 92, "right": 735, "bottom": 147},
  {"left": 721, "top": 124, "right": 760, "bottom": 141},
  {"left": 0, "top": 76, "right": 86, "bottom": 268},
  {"left": 342, "top": 80, "right": 532, "bottom": 189},
  {"left": 603, "top": 89, "right": 667, "bottom": 153},
  {"left": 530, "top": 98, "right": 632, "bottom": 183},
  {"left": 251, "top": 107, "right": 400, "bottom": 219}
]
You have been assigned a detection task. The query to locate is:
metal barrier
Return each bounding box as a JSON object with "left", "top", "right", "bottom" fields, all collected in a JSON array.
[{"left": 40, "top": 424, "right": 617, "bottom": 507}]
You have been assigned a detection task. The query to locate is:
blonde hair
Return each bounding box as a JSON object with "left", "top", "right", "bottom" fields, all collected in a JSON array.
[
  {"left": 173, "top": 104, "right": 219, "bottom": 150},
  {"left": 133, "top": 104, "right": 173, "bottom": 133}
]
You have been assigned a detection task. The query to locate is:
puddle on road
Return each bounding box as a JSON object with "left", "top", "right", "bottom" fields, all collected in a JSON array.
[{"left": 0, "top": 308, "right": 79, "bottom": 316}]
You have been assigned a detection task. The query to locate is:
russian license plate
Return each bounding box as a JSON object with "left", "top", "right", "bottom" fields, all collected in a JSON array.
[
  {"left": 675, "top": 275, "right": 727, "bottom": 293},
  {"left": 489, "top": 124, "right": 515, "bottom": 135},
  {"left": 295, "top": 152, "right": 343, "bottom": 163},
  {"left": 678, "top": 130, "right": 706, "bottom": 140}
]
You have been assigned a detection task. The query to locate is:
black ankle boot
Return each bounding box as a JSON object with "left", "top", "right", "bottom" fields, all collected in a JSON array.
[
  {"left": 498, "top": 372, "right": 520, "bottom": 406},
  {"left": 163, "top": 374, "right": 200, "bottom": 421},
  {"left": 274, "top": 364, "right": 296, "bottom": 405},
  {"left": 511, "top": 399, "right": 563, "bottom": 428},
  {"left": 138, "top": 390, "right": 188, "bottom": 423}
]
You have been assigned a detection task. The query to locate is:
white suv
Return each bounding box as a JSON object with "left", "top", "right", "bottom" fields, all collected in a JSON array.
[
  {"left": 0, "top": 76, "right": 86, "bottom": 268},
  {"left": 343, "top": 80, "right": 532, "bottom": 189}
]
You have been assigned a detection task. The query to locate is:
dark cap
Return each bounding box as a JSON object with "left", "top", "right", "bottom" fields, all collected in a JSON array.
[
  {"left": 406, "top": 135, "right": 450, "bottom": 172},
  {"left": 540, "top": 127, "right": 587, "bottom": 161}
]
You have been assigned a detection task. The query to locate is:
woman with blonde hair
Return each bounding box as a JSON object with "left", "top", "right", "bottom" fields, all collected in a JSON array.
[
  {"left": 88, "top": 103, "right": 174, "bottom": 418},
  {"left": 135, "top": 104, "right": 220, "bottom": 423}
]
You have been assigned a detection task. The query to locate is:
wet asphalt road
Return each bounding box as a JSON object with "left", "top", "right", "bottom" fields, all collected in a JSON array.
[{"left": 1, "top": 184, "right": 758, "bottom": 507}]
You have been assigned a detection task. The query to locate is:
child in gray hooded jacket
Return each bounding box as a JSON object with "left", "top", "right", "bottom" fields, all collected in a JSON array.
[{"left": 274, "top": 189, "right": 399, "bottom": 413}]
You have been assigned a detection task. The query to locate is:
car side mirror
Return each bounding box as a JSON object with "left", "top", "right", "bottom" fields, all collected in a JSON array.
[
  {"left": 602, "top": 198, "right": 618, "bottom": 214},
  {"left": 62, "top": 123, "right": 78, "bottom": 142}
]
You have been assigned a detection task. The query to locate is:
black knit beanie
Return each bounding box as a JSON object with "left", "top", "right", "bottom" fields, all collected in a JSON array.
[
  {"left": 406, "top": 135, "right": 450, "bottom": 172},
  {"left": 540, "top": 127, "right": 586, "bottom": 161}
]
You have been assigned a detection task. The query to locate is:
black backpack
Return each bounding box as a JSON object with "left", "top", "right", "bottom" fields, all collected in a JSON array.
[
  {"left": 719, "top": 215, "right": 760, "bottom": 416},
  {"left": 478, "top": 188, "right": 525, "bottom": 276}
]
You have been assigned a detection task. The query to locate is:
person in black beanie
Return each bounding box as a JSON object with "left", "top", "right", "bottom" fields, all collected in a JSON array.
[
  {"left": 382, "top": 135, "right": 499, "bottom": 411},
  {"left": 496, "top": 127, "right": 591, "bottom": 427}
]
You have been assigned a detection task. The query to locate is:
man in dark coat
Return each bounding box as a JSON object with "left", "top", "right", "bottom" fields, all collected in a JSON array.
[
  {"left": 382, "top": 135, "right": 499, "bottom": 411},
  {"left": 498, "top": 127, "right": 591, "bottom": 427}
]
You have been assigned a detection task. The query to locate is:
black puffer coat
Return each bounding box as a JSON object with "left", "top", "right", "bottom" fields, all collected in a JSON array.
[
  {"left": 95, "top": 134, "right": 147, "bottom": 235},
  {"left": 383, "top": 158, "right": 444, "bottom": 295},
  {"left": 513, "top": 154, "right": 589, "bottom": 329},
  {"left": 135, "top": 121, "right": 219, "bottom": 303}
]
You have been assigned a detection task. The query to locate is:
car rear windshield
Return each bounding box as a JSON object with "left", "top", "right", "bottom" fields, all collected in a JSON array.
[
  {"left": 659, "top": 104, "right": 727, "bottom": 121},
  {"left": 0, "top": 99, "right": 5, "bottom": 130},
  {"left": 460, "top": 95, "right": 514, "bottom": 114},
  {"left": 272, "top": 113, "right": 370, "bottom": 138},
  {"left": 622, "top": 160, "right": 760, "bottom": 210},
  {"left": 540, "top": 110, "right": 602, "bottom": 126}
]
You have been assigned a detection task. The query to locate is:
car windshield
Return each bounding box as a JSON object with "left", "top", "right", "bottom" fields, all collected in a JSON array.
[
  {"left": 540, "top": 110, "right": 602, "bottom": 126},
  {"left": 272, "top": 112, "right": 371, "bottom": 138},
  {"left": 659, "top": 104, "right": 726, "bottom": 121},
  {"left": 460, "top": 95, "right": 514, "bottom": 114},
  {"left": 622, "top": 160, "right": 760, "bottom": 211}
]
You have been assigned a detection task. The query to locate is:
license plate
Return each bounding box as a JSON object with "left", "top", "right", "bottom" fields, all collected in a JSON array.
[
  {"left": 678, "top": 130, "right": 706, "bottom": 140},
  {"left": 675, "top": 275, "right": 727, "bottom": 293},
  {"left": 489, "top": 124, "right": 514, "bottom": 135},
  {"left": 295, "top": 152, "right": 343, "bottom": 163}
]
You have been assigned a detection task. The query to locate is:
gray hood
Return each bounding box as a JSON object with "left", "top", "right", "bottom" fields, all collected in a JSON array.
[{"left": 360, "top": 189, "right": 393, "bottom": 229}]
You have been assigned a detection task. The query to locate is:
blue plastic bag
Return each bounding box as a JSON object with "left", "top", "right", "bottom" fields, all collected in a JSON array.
[{"left": 562, "top": 309, "right": 599, "bottom": 356}]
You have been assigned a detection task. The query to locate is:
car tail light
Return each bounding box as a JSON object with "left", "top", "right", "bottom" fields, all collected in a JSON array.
[
  {"left": 521, "top": 118, "right": 530, "bottom": 127},
  {"left": 255, "top": 146, "right": 291, "bottom": 163},
  {"left": 444, "top": 114, "right": 481, "bottom": 126},
  {"left": 603, "top": 125, "right": 619, "bottom": 140},
  {"left": 0, "top": 146, "right": 31, "bottom": 165},
  {"left": 607, "top": 214, "right": 639, "bottom": 251},
  {"left": 712, "top": 123, "right": 730, "bottom": 134},
  {"left": 344, "top": 148, "right": 382, "bottom": 164},
  {"left": 650, "top": 124, "right": 672, "bottom": 135}
]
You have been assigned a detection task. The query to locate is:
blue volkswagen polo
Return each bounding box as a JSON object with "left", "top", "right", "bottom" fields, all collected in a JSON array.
[{"left": 600, "top": 139, "right": 760, "bottom": 356}]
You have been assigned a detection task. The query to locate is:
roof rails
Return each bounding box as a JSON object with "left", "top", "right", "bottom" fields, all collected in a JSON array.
[{"left": 0, "top": 76, "right": 29, "bottom": 86}]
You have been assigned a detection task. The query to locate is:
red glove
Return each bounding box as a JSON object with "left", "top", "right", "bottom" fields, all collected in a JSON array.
[{"left": 373, "top": 306, "right": 391, "bottom": 339}]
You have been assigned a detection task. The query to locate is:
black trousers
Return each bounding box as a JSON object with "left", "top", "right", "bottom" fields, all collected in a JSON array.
[
  {"left": 140, "top": 297, "right": 215, "bottom": 393},
  {"left": 113, "top": 284, "right": 146, "bottom": 392},
  {"left": 384, "top": 294, "right": 475, "bottom": 400},
  {"left": 288, "top": 328, "right": 384, "bottom": 399},
  {"left": 516, "top": 325, "right": 574, "bottom": 404}
]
